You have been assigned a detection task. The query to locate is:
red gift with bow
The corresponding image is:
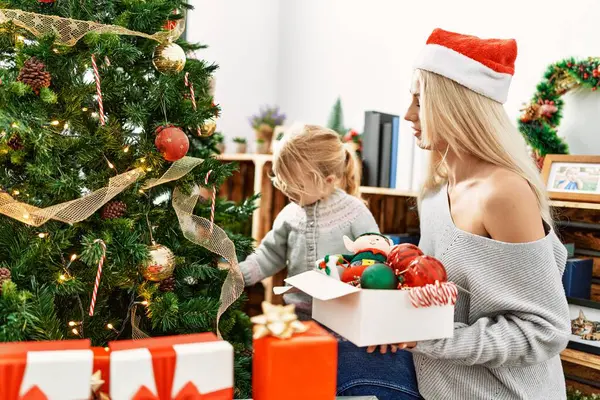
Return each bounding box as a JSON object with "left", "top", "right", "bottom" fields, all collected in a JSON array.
[
  {"left": 108, "top": 333, "right": 233, "bottom": 400},
  {"left": 0, "top": 339, "right": 93, "bottom": 400}
]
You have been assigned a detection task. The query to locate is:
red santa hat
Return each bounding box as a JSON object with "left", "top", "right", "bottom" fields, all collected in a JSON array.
[{"left": 413, "top": 28, "right": 517, "bottom": 104}]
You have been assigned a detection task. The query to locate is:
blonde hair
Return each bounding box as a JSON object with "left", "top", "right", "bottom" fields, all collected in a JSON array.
[
  {"left": 272, "top": 125, "right": 361, "bottom": 202},
  {"left": 414, "top": 69, "right": 552, "bottom": 225}
]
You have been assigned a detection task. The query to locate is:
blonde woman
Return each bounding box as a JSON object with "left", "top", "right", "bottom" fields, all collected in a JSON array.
[{"left": 390, "top": 28, "right": 571, "bottom": 400}]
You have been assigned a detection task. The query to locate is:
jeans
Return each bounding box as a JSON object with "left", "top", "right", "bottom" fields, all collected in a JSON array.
[{"left": 336, "top": 340, "right": 422, "bottom": 400}]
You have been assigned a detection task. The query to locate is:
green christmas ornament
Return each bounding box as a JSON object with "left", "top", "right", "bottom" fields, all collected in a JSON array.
[{"left": 360, "top": 263, "right": 397, "bottom": 289}]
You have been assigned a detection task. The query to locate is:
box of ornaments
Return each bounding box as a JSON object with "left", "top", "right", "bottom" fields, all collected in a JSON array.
[{"left": 275, "top": 233, "right": 457, "bottom": 347}]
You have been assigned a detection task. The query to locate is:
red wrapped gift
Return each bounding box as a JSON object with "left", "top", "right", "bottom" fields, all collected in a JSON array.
[
  {"left": 108, "top": 332, "right": 233, "bottom": 400},
  {"left": 92, "top": 346, "right": 111, "bottom": 394},
  {"left": 252, "top": 303, "right": 337, "bottom": 400},
  {"left": 0, "top": 339, "right": 93, "bottom": 400}
]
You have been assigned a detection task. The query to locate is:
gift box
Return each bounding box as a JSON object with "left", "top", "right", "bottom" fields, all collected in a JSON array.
[
  {"left": 276, "top": 271, "right": 455, "bottom": 347},
  {"left": 253, "top": 320, "right": 337, "bottom": 400},
  {"left": 0, "top": 339, "right": 94, "bottom": 400},
  {"left": 562, "top": 258, "right": 593, "bottom": 300},
  {"left": 92, "top": 346, "right": 111, "bottom": 394},
  {"left": 108, "top": 332, "right": 233, "bottom": 400}
]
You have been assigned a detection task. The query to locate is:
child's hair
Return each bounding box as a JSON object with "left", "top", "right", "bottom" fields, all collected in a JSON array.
[{"left": 272, "top": 124, "right": 361, "bottom": 202}]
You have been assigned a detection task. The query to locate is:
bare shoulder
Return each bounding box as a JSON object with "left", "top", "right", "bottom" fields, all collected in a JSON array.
[{"left": 480, "top": 169, "right": 546, "bottom": 243}]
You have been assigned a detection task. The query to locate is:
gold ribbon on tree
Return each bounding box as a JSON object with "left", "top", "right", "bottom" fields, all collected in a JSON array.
[
  {"left": 0, "top": 9, "right": 184, "bottom": 46},
  {"left": 250, "top": 301, "right": 309, "bottom": 340}
]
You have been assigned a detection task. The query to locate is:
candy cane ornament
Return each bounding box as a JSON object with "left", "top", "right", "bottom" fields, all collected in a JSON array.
[
  {"left": 205, "top": 170, "right": 216, "bottom": 233},
  {"left": 91, "top": 55, "right": 105, "bottom": 126},
  {"left": 184, "top": 72, "right": 203, "bottom": 136},
  {"left": 408, "top": 281, "right": 458, "bottom": 309},
  {"left": 89, "top": 239, "right": 107, "bottom": 317}
]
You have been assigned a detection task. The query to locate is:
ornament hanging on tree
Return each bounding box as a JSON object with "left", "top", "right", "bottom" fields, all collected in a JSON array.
[
  {"left": 101, "top": 201, "right": 127, "bottom": 219},
  {"left": 152, "top": 42, "right": 186, "bottom": 74},
  {"left": 140, "top": 243, "right": 175, "bottom": 282},
  {"left": 38, "top": 0, "right": 55, "bottom": 9},
  {"left": 0, "top": 267, "right": 11, "bottom": 294},
  {"left": 200, "top": 119, "right": 217, "bottom": 137},
  {"left": 7, "top": 135, "right": 24, "bottom": 150},
  {"left": 155, "top": 125, "right": 189, "bottom": 161},
  {"left": 17, "top": 57, "right": 51, "bottom": 95},
  {"left": 163, "top": 9, "right": 181, "bottom": 31}
]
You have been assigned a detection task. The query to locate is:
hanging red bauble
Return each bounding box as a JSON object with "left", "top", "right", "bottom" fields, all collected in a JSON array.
[
  {"left": 387, "top": 243, "right": 424, "bottom": 275},
  {"left": 163, "top": 9, "right": 180, "bottom": 31},
  {"left": 400, "top": 255, "right": 447, "bottom": 288},
  {"left": 155, "top": 125, "right": 189, "bottom": 161},
  {"left": 38, "top": 0, "right": 55, "bottom": 4}
]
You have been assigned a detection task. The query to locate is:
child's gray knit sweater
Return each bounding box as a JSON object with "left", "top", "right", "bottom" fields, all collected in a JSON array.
[
  {"left": 240, "top": 189, "right": 379, "bottom": 312},
  {"left": 413, "top": 184, "right": 570, "bottom": 400}
]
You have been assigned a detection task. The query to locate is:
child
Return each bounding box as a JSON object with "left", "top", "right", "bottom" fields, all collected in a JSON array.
[{"left": 240, "top": 124, "right": 380, "bottom": 316}]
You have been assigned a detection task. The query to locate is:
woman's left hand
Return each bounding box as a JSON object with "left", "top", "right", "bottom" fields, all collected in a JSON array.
[{"left": 366, "top": 342, "right": 417, "bottom": 354}]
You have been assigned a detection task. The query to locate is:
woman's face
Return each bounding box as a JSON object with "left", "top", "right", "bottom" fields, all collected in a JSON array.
[{"left": 404, "top": 92, "right": 426, "bottom": 149}]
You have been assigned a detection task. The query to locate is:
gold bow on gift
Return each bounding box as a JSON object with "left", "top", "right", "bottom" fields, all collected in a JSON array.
[{"left": 251, "top": 301, "right": 309, "bottom": 339}]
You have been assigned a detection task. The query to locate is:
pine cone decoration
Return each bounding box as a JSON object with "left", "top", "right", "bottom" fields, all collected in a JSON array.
[
  {"left": 17, "top": 57, "right": 51, "bottom": 95},
  {"left": 7, "top": 135, "right": 23, "bottom": 150},
  {"left": 101, "top": 201, "right": 127, "bottom": 220},
  {"left": 0, "top": 267, "right": 11, "bottom": 294},
  {"left": 159, "top": 276, "right": 176, "bottom": 292}
]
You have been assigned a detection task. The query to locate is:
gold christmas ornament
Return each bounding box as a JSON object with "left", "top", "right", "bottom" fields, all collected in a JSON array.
[
  {"left": 152, "top": 42, "right": 186, "bottom": 74},
  {"left": 250, "top": 301, "right": 309, "bottom": 340},
  {"left": 140, "top": 243, "right": 175, "bottom": 281},
  {"left": 199, "top": 119, "right": 217, "bottom": 137}
]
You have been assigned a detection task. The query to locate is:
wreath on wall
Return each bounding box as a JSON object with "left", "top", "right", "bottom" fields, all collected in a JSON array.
[{"left": 518, "top": 57, "right": 600, "bottom": 169}]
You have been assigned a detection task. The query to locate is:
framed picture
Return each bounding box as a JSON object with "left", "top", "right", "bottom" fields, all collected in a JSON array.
[
  {"left": 541, "top": 155, "right": 600, "bottom": 203},
  {"left": 567, "top": 297, "right": 600, "bottom": 355}
]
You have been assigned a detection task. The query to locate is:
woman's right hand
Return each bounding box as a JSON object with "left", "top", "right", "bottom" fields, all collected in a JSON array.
[{"left": 366, "top": 342, "right": 416, "bottom": 354}]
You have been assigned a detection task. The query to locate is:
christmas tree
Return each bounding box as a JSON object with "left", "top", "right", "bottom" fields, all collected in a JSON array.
[
  {"left": 0, "top": 1, "right": 255, "bottom": 397},
  {"left": 327, "top": 97, "right": 346, "bottom": 135}
]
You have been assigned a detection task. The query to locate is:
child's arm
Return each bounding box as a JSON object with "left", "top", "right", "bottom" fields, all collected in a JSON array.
[
  {"left": 350, "top": 203, "right": 381, "bottom": 238},
  {"left": 240, "top": 212, "right": 290, "bottom": 286}
]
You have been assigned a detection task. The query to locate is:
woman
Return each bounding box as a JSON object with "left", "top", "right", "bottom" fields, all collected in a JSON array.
[{"left": 394, "top": 28, "right": 571, "bottom": 399}]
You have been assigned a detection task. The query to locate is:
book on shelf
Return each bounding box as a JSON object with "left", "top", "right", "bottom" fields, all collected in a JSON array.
[{"left": 362, "top": 111, "right": 398, "bottom": 188}]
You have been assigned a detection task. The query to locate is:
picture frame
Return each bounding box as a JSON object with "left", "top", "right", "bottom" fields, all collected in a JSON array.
[
  {"left": 541, "top": 155, "right": 600, "bottom": 203},
  {"left": 567, "top": 297, "right": 600, "bottom": 356}
]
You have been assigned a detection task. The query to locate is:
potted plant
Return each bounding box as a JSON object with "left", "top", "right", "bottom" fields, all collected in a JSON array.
[
  {"left": 255, "top": 138, "right": 268, "bottom": 154},
  {"left": 233, "top": 137, "right": 247, "bottom": 154},
  {"left": 249, "top": 106, "right": 286, "bottom": 153},
  {"left": 214, "top": 132, "right": 225, "bottom": 154}
]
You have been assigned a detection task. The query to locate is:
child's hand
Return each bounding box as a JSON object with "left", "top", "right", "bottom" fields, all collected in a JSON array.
[{"left": 366, "top": 343, "right": 417, "bottom": 354}]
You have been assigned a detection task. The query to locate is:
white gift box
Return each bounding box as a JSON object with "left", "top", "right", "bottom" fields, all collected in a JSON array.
[
  {"left": 109, "top": 333, "right": 234, "bottom": 400},
  {"left": 276, "top": 271, "right": 455, "bottom": 347},
  {"left": 0, "top": 339, "right": 93, "bottom": 400}
]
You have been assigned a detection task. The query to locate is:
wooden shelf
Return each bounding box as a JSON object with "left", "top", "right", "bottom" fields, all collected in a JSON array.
[
  {"left": 550, "top": 200, "right": 600, "bottom": 211},
  {"left": 360, "top": 186, "right": 418, "bottom": 197},
  {"left": 218, "top": 153, "right": 273, "bottom": 163},
  {"left": 561, "top": 349, "right": 600, "bottom": 371}
]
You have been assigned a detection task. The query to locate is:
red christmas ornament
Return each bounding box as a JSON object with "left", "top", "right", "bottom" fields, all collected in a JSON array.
[
  {"left": 387, "top": 243, "right": 424, "bottom": 275},
  {"left": 593, "top": 70, "right": 599, "bottom": 78},
  {"left": 400, "top": 255, "right": 448, "bottom": 288},
  {"left": 584, "top": 73, "right": 589, "bottom": 79},
  {"left": 155, "top": 126, "right": 189, "bottom": 161},
  {"left": 38, "top": 0, "right": 55, "bottom": 3}
]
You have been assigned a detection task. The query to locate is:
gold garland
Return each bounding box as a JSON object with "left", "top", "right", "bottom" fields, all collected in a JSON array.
[
  {"left": 172, "top": 185, "right": 244, "bottom": 338},
  {"left": 0, "top": 8, "right": 184, "bottom": 46}
]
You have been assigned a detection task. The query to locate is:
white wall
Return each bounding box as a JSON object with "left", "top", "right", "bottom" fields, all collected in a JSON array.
[
  {"left": 186, "top": 0, "right": 280, "bottom": 151},
  {"left": 189, "top": 0, "right": 600, "bottom": 186}
]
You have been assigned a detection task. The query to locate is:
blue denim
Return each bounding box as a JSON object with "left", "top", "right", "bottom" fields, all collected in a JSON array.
[{"left": 336, "top": 340, "right": 422, "bottom": 400}]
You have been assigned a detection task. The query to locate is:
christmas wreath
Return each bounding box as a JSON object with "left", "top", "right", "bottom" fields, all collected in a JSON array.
[{"left": 518, "top": 57, "right": 600, "bottom": 168}]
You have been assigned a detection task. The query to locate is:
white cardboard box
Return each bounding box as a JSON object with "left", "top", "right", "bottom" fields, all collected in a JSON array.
[{"left": 278, "top": 271, "right": 455, "bottom": 347}]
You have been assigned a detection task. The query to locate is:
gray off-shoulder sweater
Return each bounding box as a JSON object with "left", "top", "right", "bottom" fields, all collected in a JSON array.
[
  {"left": 412, "top": 184, "right": 570, "bottom": 400},
  {"left": 240, "top": 189, "right": 379, "bottom": 312}
]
